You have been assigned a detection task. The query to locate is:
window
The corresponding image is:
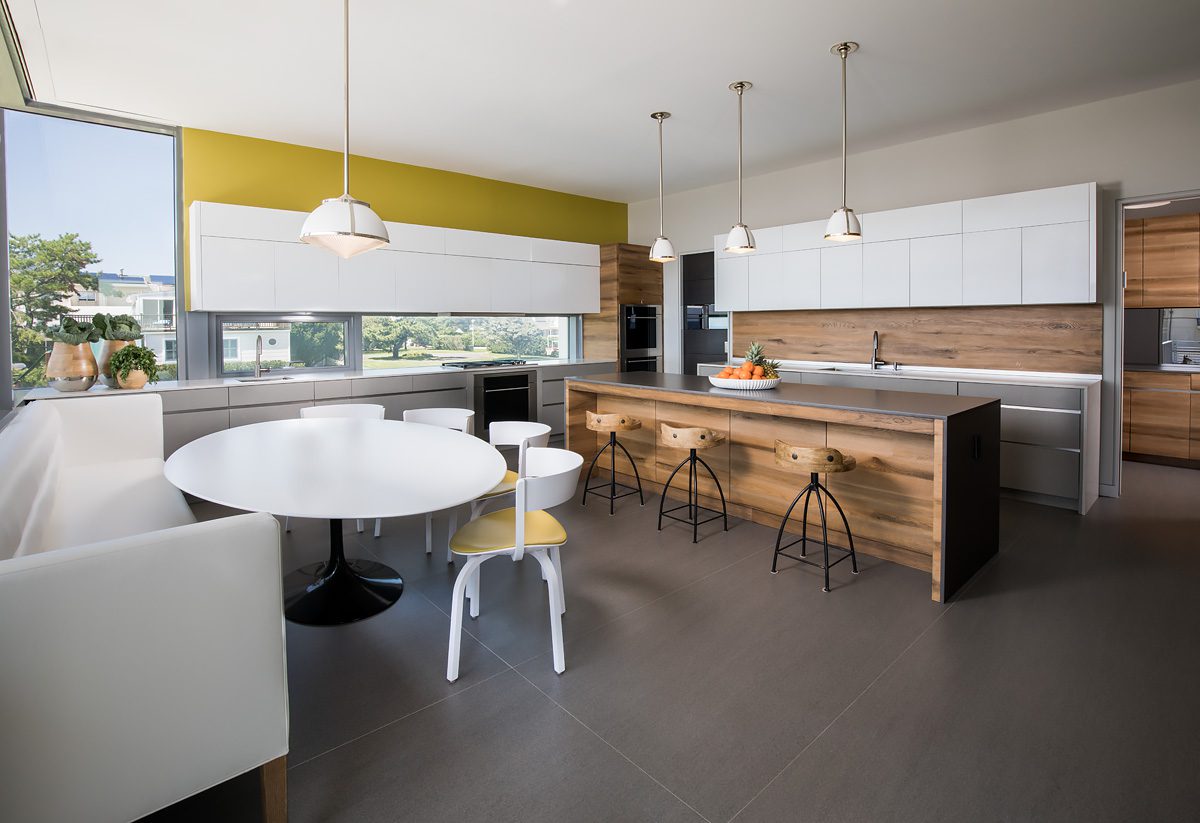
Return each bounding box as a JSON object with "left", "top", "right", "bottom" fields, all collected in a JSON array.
[
  {"left": 218, "top": 317, "right": 347, "bottom": 375},
  {"left": 4, "top": 109, "right": 179, "bottom": 401},
  {"left": 362, "top": 315, "right": 571, "bottom": 368},
  {"left": 164, "top": 339, "right": 177, "bottom": 363}
]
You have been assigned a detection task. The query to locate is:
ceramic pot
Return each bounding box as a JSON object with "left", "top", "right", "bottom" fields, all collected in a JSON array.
[
  {"left": 116, "top": 369, "right": 149, "bottom": 390},
  {"left": 46, "top": 342, "right": 98, "bottom": 392},
  {"left": 98, "top": 339, "right": 132, "bottom": 388}
]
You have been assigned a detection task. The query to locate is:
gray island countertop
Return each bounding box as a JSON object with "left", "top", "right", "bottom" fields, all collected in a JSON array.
[{"left": 566, "top": 372, "right": 999, "bottom": 420}]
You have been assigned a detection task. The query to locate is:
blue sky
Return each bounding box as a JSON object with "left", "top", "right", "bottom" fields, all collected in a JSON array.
[{"left": 4, "top": 109, "right": 176, "bottom": 278}]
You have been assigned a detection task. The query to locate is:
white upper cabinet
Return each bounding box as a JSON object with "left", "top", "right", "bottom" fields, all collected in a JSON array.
[
  {"left": 711, "top": 182, "right": 1097, "bottom": 312},
  {"left": 909, "top": 235, "right": 963, "bottom": 307},
  {"left": 861, "top": 240, "right": 909, "bottom": 307},
  {"left": 961, "top": 183, "right": 1092, "bottom": 232},
  {"left": 274, "top": 242, "right": 340, "bottom": 312},
  {"left": 860, "top": 201, "right": 961, "bottom": 243},
  {"left": 714, "top": 256, "right": 749, "bottom": 311},
  {"left": 1022, "top": 221, "right": 1091, "bottom": 304},
  {"left": 963, "top": 229, "right": 1022, "bottom": 305},
  {"left": 820, "top": 245, "right": 863, "bottom": 309},
  {"left": 188, "top": 202, "right": 600, "bottom": 314},
  {"left": 195, "top": 236, "right": 275, "bottom": 311}
]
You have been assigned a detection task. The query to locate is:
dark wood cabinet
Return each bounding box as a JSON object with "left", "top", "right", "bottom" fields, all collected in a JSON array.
[
  {"left": 1124, "top": 371, "right": 1199, "bottom": 461},
  {"left": 1123, "top": 218, "right": 1143, "bottom": 307},
  {"left": 1141, "top": 214, "right": 1200, "bottom": 308}
]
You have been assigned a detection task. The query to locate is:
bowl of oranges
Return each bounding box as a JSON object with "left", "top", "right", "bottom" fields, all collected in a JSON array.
[{"left": 708, "top": 342, "right": 782, "bottom": 390}]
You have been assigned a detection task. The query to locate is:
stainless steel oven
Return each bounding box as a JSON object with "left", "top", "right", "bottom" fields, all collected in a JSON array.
[
  {"left": 621, "top": 304, "right": 662, "bottom": 372},
  {"left": 473, "top": 370, "right": 537, "bottom": 432}
]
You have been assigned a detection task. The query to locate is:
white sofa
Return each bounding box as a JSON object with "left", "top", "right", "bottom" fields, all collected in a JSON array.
[{"left": 0, "top": 393, "right": 289, "bottom": 823}]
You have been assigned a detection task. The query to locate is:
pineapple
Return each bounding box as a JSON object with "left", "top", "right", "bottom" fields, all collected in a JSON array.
[{"left": 744, "top": 342, "right": 780, "bottom": 379}]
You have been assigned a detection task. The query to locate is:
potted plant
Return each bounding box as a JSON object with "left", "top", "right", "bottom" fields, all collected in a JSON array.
[
  {"left": 108, "top": 344, "right": 159, "bottom": 390},
  {"left": 45, "top": 317, "right": 101, "bottom": 392},
  {"left": 93, "top": 314, "right": 143, "bottom": 387}
]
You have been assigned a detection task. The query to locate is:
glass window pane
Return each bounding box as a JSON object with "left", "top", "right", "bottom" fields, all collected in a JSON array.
[
  {"left": 5, "top": 110, "right": 178, "bottom": 399},
  {"left": 361, "top": 316, "right": 570, "bottom": 368},
  {"left": 219, "top": 319, "right": 346, "bottom": 374}
]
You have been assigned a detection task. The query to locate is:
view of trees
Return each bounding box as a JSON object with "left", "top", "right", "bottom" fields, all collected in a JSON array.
[
  {"left": 362, "top": 315, "right": 558, "bottom": 361},
  {"left": 289, "top": 321, "right": 345, "bottom": 368},
  {"left": 8, "top": 232, "right": 100, "bottom": 386}
]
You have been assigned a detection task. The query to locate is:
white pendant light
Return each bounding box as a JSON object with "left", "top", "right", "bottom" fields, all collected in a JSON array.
[
  {"left": 301, "top": 0, "right": 389, "bottom": 258},
  {"left": 724, "top": 81, "right": 756, "bottom": 254},
  {"left": 649, "top": 112, "right": 677, "bottom": 263},
  {"left": 825, "top": 42, "right": 861, "bottom": 242}
]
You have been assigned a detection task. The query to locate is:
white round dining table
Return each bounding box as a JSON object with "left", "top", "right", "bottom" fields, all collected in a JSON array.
[{"left": 165, "top": 418, "right": 507, "bottom": 626}]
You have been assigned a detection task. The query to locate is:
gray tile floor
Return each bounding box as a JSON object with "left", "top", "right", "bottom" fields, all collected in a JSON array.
[{"left": 144, "top": 460, "right": 1200, "bottom": 822}]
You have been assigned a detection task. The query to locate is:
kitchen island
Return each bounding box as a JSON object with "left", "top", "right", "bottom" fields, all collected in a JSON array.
[{"left": 565, "top": 373, "right": 1001, "bottom": 602}]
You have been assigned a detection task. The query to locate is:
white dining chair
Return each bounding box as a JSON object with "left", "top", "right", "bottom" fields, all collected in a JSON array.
[
  {"left": 285, "top": 404, "right": 387, "bottom": 537},
  {"left": 469, "top": 421, "right": 553, "bottom": 521},
  {"left": 445, "top": 446, "right": 584, "bottom": 682},
  {"left": 402, "top": 407, "right": 476, "bottom": 559}
]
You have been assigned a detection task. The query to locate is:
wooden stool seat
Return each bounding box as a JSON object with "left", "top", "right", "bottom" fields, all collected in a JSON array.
[
  {"left": 586, "top": 411, "right": 642, "bottom": 434},
  {"left": 660, "top": 424, "right": 725, "bottom": 451},
  {"left": 770, "top": 441, "right": 859, "bottom": 592},
  {"left": 774, "top": 443, "right": 857, "bottom": 474}
]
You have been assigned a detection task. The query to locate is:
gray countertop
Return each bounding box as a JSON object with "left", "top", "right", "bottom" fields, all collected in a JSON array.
[
  {"left": 567, "top": 372, "right": 998, "bottom": 420},
  {"left": 698, "top": 361, "right": 1101, "bottom": 389}
]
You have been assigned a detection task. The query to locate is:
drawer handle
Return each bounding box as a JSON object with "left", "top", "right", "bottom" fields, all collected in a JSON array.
[{"left": 972, "top": 434, "right": 982, "bottom": 461}]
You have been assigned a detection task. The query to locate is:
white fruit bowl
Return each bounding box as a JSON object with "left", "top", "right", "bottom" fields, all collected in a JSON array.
[{"left": 708, "top": 375, "right": 782, "bottom": 391}]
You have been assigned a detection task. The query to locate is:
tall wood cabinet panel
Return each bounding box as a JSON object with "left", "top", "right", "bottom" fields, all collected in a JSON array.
[
  {"left": 1193, "top": 394, "right": 1200, "bottom": 460},
  {"left": 1129, "top": 389, "right": 1192, "bottom": 458},
  {"left": 1141, "top": 214, "right": 1200, "bottom": 307},
  {"left": 1123, "top": 218, "right": 1144, "bottom": 307}
]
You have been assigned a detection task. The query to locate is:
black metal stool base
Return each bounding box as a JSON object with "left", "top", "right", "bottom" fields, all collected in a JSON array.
[
  {"left": 657, "top": 448, "right": 729, "bottom": 543},
  {"left": 581, "top": 431, "right": 645, "bottom": 515},
  {"left": 771, "top": 473, "right": 859, "bottom": 591},
  {"left": 284, "top": 518, "right": 404, "bottom": 625}
]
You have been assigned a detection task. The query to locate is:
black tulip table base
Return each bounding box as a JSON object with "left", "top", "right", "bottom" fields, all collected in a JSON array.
[{"left": 283, "top": 518, "right": 404, "bottom": 626}]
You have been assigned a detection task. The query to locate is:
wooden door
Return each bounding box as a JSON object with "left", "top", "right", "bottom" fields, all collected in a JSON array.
[
  {"left": 1123, "top": 218, "right": 1143, "bottom": 307},
  {"left": 1122, "top": 388, "right": 1131, "bottom": 452},
  {"left": 1142, "top": 214, "right": 1200, "bottom": 307},
  {"left": 1129, "top": 389, "right": 1192, "bottom": 458}
]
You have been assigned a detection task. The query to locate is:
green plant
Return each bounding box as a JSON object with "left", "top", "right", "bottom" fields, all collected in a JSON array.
[
  {"left": 108, "top": 344, "right": 159, "bottom": 383},
  {"left": 48, "top": 316, "right": 100, "bottom": 345},
  {"left": 93, "top": 313, "right": 142, "bottom": 341}
]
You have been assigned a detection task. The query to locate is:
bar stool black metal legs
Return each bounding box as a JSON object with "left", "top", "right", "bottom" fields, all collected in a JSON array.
[
  {"left": 580, "top": 411, "right": 644, "bottom": 515},
  {"left": 770, "top": 442, "right": 860, "bottom": 592},
  {"left": 657, "top": 424, "right": 728, "bottom": 543}
]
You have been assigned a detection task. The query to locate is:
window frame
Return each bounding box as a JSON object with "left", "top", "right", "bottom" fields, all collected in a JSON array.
[{"left": 214, "top": 313, "right": 357, "bottom": 377}]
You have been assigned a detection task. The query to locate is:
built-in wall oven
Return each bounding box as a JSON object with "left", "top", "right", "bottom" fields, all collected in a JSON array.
[{"left": 620, "top": 304, "right": 663, "bottom": 372}]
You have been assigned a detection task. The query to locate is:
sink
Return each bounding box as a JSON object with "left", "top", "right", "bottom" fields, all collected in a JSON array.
[{"left": 235, "top": 376, "right": 294, "bottom": 383}]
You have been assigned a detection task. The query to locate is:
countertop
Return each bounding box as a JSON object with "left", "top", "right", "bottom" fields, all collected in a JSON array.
[
  {"left": 19, "top": 358, "right": 613, "bottom": 402},
  {"left": 566, "top": 372, "right": 998, "bottom": 420},
  {"left": 698, "top": 360, "right": 1101, "bottom": 389}
]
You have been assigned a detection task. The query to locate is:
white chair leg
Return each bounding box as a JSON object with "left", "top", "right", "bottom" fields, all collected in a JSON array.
[
  {"left": 356, "top": 519, "right": 364, "bottom": 533},
  {"left": 447, "top": 556, "right": 482, "bottom": 683},
  {"left": 425, "top": 513, "right": 433, "bottom": 555},
  {"left": 550, "top": 545, "right": 565, "bottom": 614},
  {"left": 284, "top": 516, "right": 291, "bottom": 533},
  {"left": 447, "top": 510, "right": 458, "bottom": 564},
  {"left": 374, "top": 518, "right": 382, "bottom": 539},
  {"left": 467, "top": 563, "right": 481, "bottom": 619},
  {"left": 532, "top": 550, "right": 566, "bottom": 675}
]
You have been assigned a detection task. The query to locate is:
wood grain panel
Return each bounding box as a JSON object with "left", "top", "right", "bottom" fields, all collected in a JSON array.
[
  {"left": 1142, "top": 214, "right": 1200, "bottom": 307},
  {"left": 728, "top": 411, "right": 826, "bottom": 530},
  {"left": 1129, "top": 389, "right": 1192, "bottom": 458},
  {"left": 595, "top": 395, "right": 657, "bottom": 481},
  {"left": 654, "top": 401, "right": 730, "bottom": 504},
  {"left": 582, "top": 243, "right": 660, "bottom": 361},
  {"left": 930, "top": 419, "right": 945, "bottom": 601},
  {"left": 825, "top": 423, "right": 937, "bottom": 556},
  {"left": 565, "top": 386, "right": 596, "bottom": 459},
  {"left": 1124, "top": 371, "right": 1191, "bottom": 390},
  {"left": 1124, "top": 217, "right": 1143, "bottom": 307},
  {"left": 1122, "top": 388, "right": 1130, "bottom": 452},
  {"left": 1192, "top": 394, "right": 1200, "bottom": 461},
  {"left": 732, "top": 304, "right": 1103, "bottom": 374}
]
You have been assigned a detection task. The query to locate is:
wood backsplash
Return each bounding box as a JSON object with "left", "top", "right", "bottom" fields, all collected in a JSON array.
[{"left": 732, "top": 304, "right": 1103, "bottom": 374}]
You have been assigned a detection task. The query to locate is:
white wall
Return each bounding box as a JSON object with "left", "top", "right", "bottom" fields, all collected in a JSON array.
[{"left": 630, "top": 77, "right": 1200, "bottom": 499}]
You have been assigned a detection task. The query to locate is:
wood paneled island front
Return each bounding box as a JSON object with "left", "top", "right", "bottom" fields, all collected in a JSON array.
[{"left": 565, "top": 373, "right": 1001, "bottom": 602}]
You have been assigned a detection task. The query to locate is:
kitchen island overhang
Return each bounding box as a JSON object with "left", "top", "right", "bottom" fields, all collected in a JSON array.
[{"left": 565, "top": 373, "right": 1000, "bottom": 602}]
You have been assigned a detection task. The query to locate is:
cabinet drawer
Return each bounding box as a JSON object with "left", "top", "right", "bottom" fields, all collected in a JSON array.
[
  {"left": 1000, "top": 406, "right": 1080, "bottom": 449},
  {"left": 540, "top": 378, "right": 565, "bottom": 404},
  {"left": 539, "top": 403, "right": 566, "bottom": 435},
  {"left": 1000, "top": 442, "right": 1079, "bottom": 499},
  {"left": 229, "top": 401, "right": 311, "bottom": 427},
  {"left": 1123, "top": 371, "right": 1191, "bottom": 390},
  {"left": 228, "top": 381, "right": 316, "bottom": 407},
  {"left": 314, "top": 379, "right": 353, "bottom": 400},
  {"left": 351, "top": 376, "right": 414, "bottom": 397},
  {"left": 1129, "top": 389, "right": 1191, "bottom": 458},
  {"left": 159, "top": 387, "right": 229, "bottom": 413},
  {"left": 957, "top": 382, "right": 1081, "bottom": 411},
  {"left": 412, "top": 373, "right": 470, "bottom": 393},
  {"left": 801, "top": 371, "right": 957, "bottom": 395},
  {"left": 163, "top": 409, "right": 229, "bottom": 457}
]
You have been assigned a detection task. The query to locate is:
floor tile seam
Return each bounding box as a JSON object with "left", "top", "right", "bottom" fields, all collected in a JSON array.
[
  {"left": 286, "top": 664, "right": 515, "bottom": 772},
  {"left": 411, "top": 587, "right": 524, "bottom": 671},
  {"left": 724, "top": 545, "right": 1000, "bottom": 822},
  {"left": 510, "top": 667, "right": 714, "bottom": 823}
]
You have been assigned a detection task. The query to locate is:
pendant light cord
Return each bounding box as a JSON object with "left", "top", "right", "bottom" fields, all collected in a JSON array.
[
  {"left": 839, "top": 46, "right": 848, "bottom": 210},
  {"left": 342, "top": 0, "right": 350, "bottom": 197},
  {"left": 657, "top": 117, "right": 665, "bottom": 235},
  {"left": 736, "top": 85, "right": 744, "bottom": 224}
]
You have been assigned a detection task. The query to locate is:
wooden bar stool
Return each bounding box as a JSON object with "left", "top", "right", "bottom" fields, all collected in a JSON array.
[
  {"left": 580, "top": 411, "right": 645, "bottom": 515},
  {"left": 657, "top": 424, "right": 728, "bottom": 543},
  {"left": 771, "top": 441, "right": 860, "bottom": 592}
]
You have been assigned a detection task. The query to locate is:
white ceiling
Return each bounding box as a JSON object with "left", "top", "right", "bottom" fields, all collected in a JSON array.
[{"left": 9, "top": 0, "right": 1200, "bottom": 203}]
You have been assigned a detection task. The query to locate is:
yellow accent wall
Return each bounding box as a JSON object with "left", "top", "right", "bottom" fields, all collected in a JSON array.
[{"left": 180, "top": 128, "right": 628, "bottom": 307}]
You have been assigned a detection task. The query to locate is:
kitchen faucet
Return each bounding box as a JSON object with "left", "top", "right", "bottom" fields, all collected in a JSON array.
[
  {"left": 870, "top": 330, "right": 885, "bottom": 370},
  {"left": 254, "top": 335, "right": 270, "bottom": 379}
]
